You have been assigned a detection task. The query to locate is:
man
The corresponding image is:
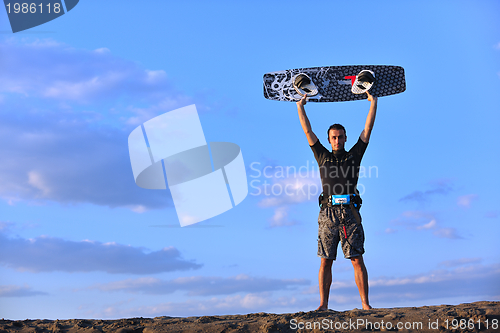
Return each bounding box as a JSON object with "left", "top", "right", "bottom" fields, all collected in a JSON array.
[{"left": 296, "top": 91, "right": 377, "bottom": 311}]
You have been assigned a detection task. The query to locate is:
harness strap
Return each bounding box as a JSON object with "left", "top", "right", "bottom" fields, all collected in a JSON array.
[
  {"left": 349, "top": 201, "right": 362, "bottom": 225},
  {"left": 339, "top": 205, "right": 361, "bottom": 256}
]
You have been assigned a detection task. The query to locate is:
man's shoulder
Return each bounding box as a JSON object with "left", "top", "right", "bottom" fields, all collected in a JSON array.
[
  {"left": 310, "top": 140, "right": 332, "bottom": 162},
  {"left": 350, "top": 136, "right": 368, "bottom": 149},
  {"left": 311, "top": 139, "right": 329, "bottom": 151},
  {"left": 348, "top": 137, "right": 368, "bottom": 156}
]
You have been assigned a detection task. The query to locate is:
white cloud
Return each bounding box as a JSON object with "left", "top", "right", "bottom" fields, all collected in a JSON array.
[
  {"left": 93, "top": 47, "right": 110, "bottom": 54},
  {"left": 125, "top": 96, "right": 195, "bottom": 126},
  {"left": 268, "top": 206, "right": 299, "bottom": 228},
  {"left": 432, "top": 227, "right": 462, "bottom": 239},
  {"left": 391, "top": 210, "right": 462, "bottom": 239},
  {"left": 0, "top": 39, "right": 202, "bottom": 209},
  {"left": 416, "top": 219, "right": 436, "bottom": 230},
  {"left": 399, "top": 179, "right": 454, "bottom": 203},
  {"left": 90, "top": 274, "right": 309, "bottom": 296},
  {"left": 0, "top": 116, "right": 170, "bottom": 209},
  {"left": 248, "top": 160, "right": 321, "bottom": 207},
  {"left": 27, "top": 170, "right": 52, "bottom": 197},
  {"left": 248, "top": 163, "right": 322, "bottom": 227},
  {"left": 254, "top": 174, "right": 321, "bottom": 207},
  {"left": 86, "top": 292, "right": 306, "bottom": 318},
  {"left": 385, "top": 228, "right": 397, "bottom": 234},
  {"left": 329, "top": 262, "right": 500, "bottom": 305},
  {"left": 0, "top": 284, "right": 47, "bottom": 297},
  {"left": 85, "top": 262, "right": 500, "bottom": 318},
  {"left": 145, "top": 70, "right": 167, "bottom": 83},
  {"left": 438, "top": 258, "right": 481, "bottom": 268},
  {"left": 0, "top": 231, "right": 201, "bottom": 274},
  {"left": 0, "top": 39, "right": 187, "bottom": 106},
  {"left": 129, "top": 205, "right": 148, "bottom": 213},
  {"left": 457, "top": 194, "right": 478, "bottom": 208},
  {"left": 371, "top": 264, "right": 500, "bottom": 301}
]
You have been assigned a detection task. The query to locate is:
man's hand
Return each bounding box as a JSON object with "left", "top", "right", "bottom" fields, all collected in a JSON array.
[
  {"left": 297, "top": 94, "right": 308, "bottom": 106},
  {"left": 366, "top": 91, "right": 377, "bottom": 103}
]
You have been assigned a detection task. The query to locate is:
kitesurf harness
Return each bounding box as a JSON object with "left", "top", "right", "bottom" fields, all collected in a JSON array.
[
  {"left": 319, "top": 194, "right": 362, "bottom": 214},
  {"left": 319, "top": 193, "right": 363, "bottom": 255}
]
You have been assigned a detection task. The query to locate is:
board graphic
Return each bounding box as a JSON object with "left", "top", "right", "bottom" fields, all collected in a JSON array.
[{"left": 263, "top": 65, "right": 405, "bottom": 102}]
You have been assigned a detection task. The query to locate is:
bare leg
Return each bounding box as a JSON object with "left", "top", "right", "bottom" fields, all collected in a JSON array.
[
  {"left": 351, "top": 255, "right": 372, "bottom": 310},
  {"left": 317, "top": 258, "right": 333, "bottom": 310}
]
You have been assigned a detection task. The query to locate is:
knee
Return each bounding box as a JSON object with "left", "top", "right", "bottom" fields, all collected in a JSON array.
[
  {"left": 350, "top": 256, "right": 364, "bottom": 267},
  {"left": 320, "top": 258, "right": 334, "bottom": 268}
]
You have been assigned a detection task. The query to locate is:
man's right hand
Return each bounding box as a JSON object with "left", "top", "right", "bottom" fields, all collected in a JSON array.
[{"left": 297, "top": 94, "right": 308, "bottom": 106}]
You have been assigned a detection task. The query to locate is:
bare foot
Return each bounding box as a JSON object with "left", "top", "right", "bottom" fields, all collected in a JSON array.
[
  {"left": 362, "top": 303, "right": 373, "bottom": 310},
  {"left": 316, "top": 305, "right": 328, "bottom": 311}
]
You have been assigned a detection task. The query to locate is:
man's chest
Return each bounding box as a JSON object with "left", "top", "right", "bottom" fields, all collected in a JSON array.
[{"left": 322, "top": 153, "right": 356, "bottom": 166}]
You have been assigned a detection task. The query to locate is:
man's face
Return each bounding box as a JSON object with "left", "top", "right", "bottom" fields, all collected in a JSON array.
[{"left": 328, "top": 129, "right": 346, "bottom": 151}]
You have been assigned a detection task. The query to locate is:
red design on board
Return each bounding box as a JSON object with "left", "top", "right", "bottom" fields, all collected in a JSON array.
[{"left": 345, "top": 76, "right": 356, "bottom": 86}]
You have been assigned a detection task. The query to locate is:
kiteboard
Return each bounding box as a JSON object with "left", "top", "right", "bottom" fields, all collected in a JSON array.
[{"left": 263, "top": 65, "right": 405, "bottom": 102}]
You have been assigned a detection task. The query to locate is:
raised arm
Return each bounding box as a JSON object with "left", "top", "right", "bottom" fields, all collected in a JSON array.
[
  {"left": 360, "top": 91, "right": 378, "bottom": 143},
  {"left": 297, "top": 94, "right": 318, "bottom": 146}
]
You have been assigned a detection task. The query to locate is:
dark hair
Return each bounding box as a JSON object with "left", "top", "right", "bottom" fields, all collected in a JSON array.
[{"left": 327, "top": 124, "right": 346, "bottom": 141}]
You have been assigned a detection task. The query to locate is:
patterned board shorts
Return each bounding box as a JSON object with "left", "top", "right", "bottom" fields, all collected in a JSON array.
[{"left": 318, "top": 205, "right": 365, "bottom": 260}]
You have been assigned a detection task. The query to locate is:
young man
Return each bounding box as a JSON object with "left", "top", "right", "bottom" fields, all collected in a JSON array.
[{"left": 297, "top": 92, "right": 377, "bottom": 311}]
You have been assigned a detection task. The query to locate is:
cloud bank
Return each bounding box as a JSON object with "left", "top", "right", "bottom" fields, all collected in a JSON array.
[
  {"left": 87, "top": 261, "right": 500, "bottom": 318},
  {"left": 0, "top": 231, "right": 201, "bottom": 274},
  {"left": 90, "top": 274, "right": 309, "bottom": 296},
  {"left": 0, "top": 284, "right": 47, "bottom": 297},
  {"left": 399, "top": 179, "right": 454, "bottom": 204},
  {"left": 390, "top": 210, "right": 463, "bottom": 239},
  {"left": 0, "top": 39, "right": 197, "bottom": 209}
]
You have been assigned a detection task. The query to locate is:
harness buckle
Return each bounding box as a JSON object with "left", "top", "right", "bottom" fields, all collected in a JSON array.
[{"left": 319, "top": 193, "right": 362, "bottom": 209}]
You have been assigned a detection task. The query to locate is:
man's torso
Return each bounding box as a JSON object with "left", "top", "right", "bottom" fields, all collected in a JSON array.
[{"left": 310, "top": 138, "right": 368, "bottom": 196}]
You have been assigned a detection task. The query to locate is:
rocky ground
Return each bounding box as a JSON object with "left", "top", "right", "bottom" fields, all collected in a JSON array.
[{"left": 1, "top": 301, "right": 499, "bottom": 332}]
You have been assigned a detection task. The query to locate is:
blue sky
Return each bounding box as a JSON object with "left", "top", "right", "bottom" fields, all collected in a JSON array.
[{"left": 1, "top": 0, "right": 499, "bottom": 320}]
